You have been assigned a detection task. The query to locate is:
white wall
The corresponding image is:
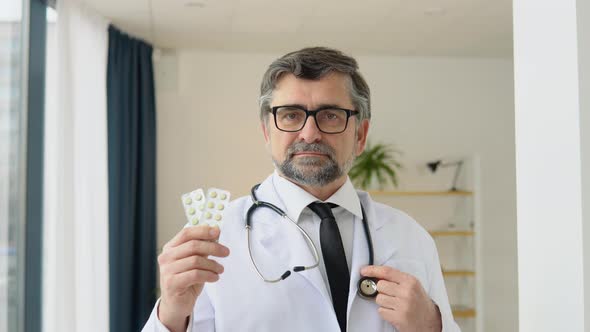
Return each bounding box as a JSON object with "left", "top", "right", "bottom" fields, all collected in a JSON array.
[{"left": 154, "top": 50, "right": 517, "bottom": 331}]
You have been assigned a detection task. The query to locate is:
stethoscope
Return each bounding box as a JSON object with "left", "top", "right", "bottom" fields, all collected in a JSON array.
[{"left": 245, "top": 183, "right": 379, "bottom": 300}]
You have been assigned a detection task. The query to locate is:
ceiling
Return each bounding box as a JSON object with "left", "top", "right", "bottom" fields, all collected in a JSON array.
[{"left": 81, "top": 0, "right": 513, "bottom": 57}]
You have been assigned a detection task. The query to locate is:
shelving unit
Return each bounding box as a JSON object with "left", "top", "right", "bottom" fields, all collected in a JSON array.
[{"left": 369, "top": 182, "right": 479, "bottom": 332}]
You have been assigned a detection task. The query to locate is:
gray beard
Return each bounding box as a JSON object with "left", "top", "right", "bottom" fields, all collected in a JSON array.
[{"left": 273, "top": 141, "right": 355, "bottom": 187}]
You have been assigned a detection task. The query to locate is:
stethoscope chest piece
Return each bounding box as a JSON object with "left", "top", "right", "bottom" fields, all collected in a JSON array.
[{"left": 357, "top": 276, "right": 378, "bottom": 300}]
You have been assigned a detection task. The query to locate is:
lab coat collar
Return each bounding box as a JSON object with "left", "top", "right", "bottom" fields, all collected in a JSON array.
[{"left": 271, "top": 170, "right": 363, "bottom": 220}]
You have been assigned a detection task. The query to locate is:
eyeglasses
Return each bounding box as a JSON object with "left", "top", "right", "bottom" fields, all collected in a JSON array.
[{"left": 270, "top": 105, "right": 359, "bottom": 134}]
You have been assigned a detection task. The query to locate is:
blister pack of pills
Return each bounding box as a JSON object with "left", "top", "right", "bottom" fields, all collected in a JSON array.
[{"left": 181, "top": 187, "right": 231, "bottom": 228}]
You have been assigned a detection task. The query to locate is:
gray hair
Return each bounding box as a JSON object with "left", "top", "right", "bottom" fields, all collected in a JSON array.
[{"left": 258, "top": 47, "right": 371, "bottom": 125}]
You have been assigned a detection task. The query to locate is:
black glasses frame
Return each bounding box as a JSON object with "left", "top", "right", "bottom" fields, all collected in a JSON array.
[{"left": 270, "top": 105, "right": 360, "bottom": 134}]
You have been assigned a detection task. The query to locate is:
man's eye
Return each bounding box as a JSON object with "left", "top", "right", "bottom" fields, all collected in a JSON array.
[
  {"left": 320, "top": 110, "right": 344, "bottom": 121},
  {"left": 280, "top": 111, "right": 303, "bottom": 121}
]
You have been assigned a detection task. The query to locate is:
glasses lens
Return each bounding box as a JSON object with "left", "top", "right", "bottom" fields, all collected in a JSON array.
[
  {"left": 275, "top": 107, "right": 307, "bottom": 131},
  {"left": 315, "top": 109, "right": 348, "bottom": 133}
]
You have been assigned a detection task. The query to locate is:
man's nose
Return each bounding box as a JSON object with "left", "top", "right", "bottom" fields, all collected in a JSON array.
[{"left": 298, "top": 116, "right": 322, "bottom": 143}]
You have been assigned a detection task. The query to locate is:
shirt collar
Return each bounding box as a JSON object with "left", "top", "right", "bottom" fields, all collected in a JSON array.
[{"left": 271, "top": 171, "right": 363, "bottom": 222}]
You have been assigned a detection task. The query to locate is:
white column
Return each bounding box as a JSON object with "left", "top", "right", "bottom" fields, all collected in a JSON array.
[
  {"left": 578, "top": 0, "right": 590, "bottom": 328},
  {"left": 513, "top": 0, "right": 589, "bottom": 331}
]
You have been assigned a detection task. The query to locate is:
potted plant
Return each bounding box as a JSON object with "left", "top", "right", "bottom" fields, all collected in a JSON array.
[{"left": 349, "top": 141, "right": 402, "bottom": 190}]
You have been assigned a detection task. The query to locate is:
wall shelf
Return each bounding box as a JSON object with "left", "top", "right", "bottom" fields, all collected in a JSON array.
[
  {"left": 443, "top": 270, "right": 475, "bottom": 277},
  {"left": 453, "top": 306, "right": 476, "bottom": 318},
  {"left": 368, "top": 190, "right": 473, "bottom": 197}
]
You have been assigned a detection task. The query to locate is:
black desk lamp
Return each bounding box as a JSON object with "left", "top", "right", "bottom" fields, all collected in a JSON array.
[{"left": 427, "top": 160, "right": 464, "bottom": 191}]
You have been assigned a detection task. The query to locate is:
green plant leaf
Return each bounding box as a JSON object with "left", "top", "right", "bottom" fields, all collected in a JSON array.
[{"left": 349, "top": 141, "right": 403, "bottom": 190}]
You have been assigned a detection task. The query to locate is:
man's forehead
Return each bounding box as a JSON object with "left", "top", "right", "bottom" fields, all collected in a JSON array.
[
  {"left": 274, "top": 71, "right": 349, "bottom": 86},
  {"left": 272, "top": 72, "right": 353, "bottom": 107}
]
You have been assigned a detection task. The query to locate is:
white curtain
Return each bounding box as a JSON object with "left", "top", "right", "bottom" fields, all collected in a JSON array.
[{"left": 43, "top": 1, "right": 110, "bottom": 331}]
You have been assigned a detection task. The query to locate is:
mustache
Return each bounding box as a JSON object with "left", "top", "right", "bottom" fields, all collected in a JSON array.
[{"left": 286, "top": 142, "right": 336, "bottom": 160}]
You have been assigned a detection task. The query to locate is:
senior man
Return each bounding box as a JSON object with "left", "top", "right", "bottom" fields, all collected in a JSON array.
[{"left": 142, "top": 47, "right": 460, "bottom": 332}]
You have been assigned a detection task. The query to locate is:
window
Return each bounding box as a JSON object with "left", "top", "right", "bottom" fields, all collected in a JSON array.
[
  {"left": 1, "top": 1, "right": 51, "bottom": 331},
  {"left": 0, "top": 1, "right": 25, "bottom": 331}
]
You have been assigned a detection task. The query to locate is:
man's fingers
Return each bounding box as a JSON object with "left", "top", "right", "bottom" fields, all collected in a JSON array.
[
  {"left": 376, "top": 279, "right": 399, "bottom": 297},
  {"left": 161, "top": 255, "right": 224, "bottom": 276},
  {"left": 360, "top": 265, "right": 408, "bottom": 284},
  {"left": 160, "top": 239, "right": 230, "bottom": 264},
  {"left": 164, "top": 269, "right": 220, "bottom": 291},
  {"left": 375, "top": 292, "right": 400, "bottom": 310},
  {"left": 164, "top": 225, "right": 221, "bottom": 249},
  {"left": 377, "top": 306, "right": 400, "bottom": 326}
]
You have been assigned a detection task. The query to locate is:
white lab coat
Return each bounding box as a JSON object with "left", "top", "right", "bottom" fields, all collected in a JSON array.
[{"left": 143, "top": 175, "right": 461, "bottom": 332}]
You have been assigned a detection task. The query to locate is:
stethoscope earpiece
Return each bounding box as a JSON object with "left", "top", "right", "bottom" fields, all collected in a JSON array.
[{"left": 357, "top": 276, "right": 378, "bottom": 300}]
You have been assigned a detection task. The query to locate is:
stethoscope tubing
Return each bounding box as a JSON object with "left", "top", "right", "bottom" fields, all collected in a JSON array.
[
  {"left": 247, "top": 184, "right": 320, "bottom": 282},
  {"left": 246, "top": 183, "right": 378, "bottom": 299}
]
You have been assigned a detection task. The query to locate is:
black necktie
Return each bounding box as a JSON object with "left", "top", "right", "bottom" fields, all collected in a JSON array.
[{"left": 308, "top": 202, "right": 349, "bottom": 332}]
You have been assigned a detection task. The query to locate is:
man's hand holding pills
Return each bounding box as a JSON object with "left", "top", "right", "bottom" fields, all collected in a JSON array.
[{"left": 157, "top": 225, "right": 230, "bottom": 332}]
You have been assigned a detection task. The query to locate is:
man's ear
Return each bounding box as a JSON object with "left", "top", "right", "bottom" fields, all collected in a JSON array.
[
  {"left": 355, "top": 119, "right": 370, "bottom": 156},
  {"left": 261, "top": 119, "right": 270, "bottom": 146}
]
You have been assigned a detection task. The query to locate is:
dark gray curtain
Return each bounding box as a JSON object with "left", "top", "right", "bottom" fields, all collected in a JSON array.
[{"left": 107, "top": 24, "right": 157, "bottom": 332}]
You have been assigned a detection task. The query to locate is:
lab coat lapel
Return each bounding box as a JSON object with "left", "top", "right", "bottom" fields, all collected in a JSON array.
[
  {"left": 250, "top": 179, "right": 332, "bottom": 306},
  {"left": 285, "top": 223, "right": 332, "bottom": 304},
  {"left": 347, "top": 198, "right": 397, "bottom": 319}
]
